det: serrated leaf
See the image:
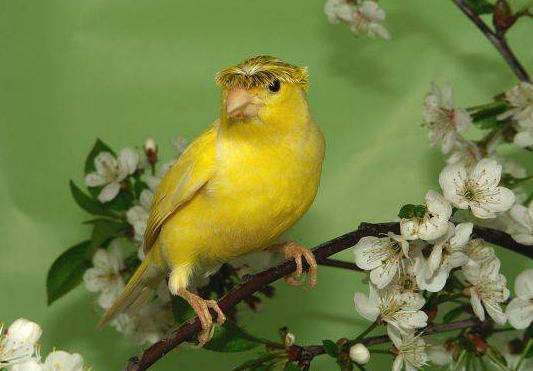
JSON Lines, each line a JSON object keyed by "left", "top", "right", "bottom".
{"left": 322, "top": 339, "right": 339, "bottom": 358}
{"left": 70, "top": 181, "right": 113, "bottom": 217}
{"left": 171, "top": 295, "right": 195, "bottom": 324}
{"left": 466, "top": 0, "right": 494, "bottom": 14}
{"left": 87, "top": 218, "right": 128, "bottom": 255}
{"left": 205, "top": 321, "right": 262, "bottom": 353}
{"left": 85, "top": 138, "right": 115, "bottom": 175}
{"left": 443, "top": 305, "right": 466, "bottom": 322}
{"left": 47, "top": 241, "right": 91, "bottom": 305}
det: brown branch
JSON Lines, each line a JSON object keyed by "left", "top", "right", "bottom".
{"left": 122, "top": 222, "right": 532, "bottom": 371}
{"left": 316, "top": 257, "right": 362, "bottom": 271}
{"left": 450, "top": 0, "right": 531, "bottom": 82}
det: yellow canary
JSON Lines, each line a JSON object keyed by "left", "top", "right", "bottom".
{"left": 98, "top": 56, "right": 325, "bottom": 344}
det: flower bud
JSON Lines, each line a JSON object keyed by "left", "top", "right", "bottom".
{"left": 144, "top": 138, "right": 158, "bottom": 165}
{"left": 493, "top": 0, "right": 515, "bottom": 33}
{"left": 6, "top": 318, "right": 42, "bottom": 345}
{"left": 284, "top": 332, "right": 295, "bottom": 347}
{"left": 349, "top": 343, "right": 370, "bottom": 365}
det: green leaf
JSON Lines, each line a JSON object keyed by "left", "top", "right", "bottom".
{"left": 322, "top": 339, "right": 339, "bottom": 358}
{"left": 205, "top": 321, "right": 262, "bottom": 353}
{"left": 70, "top": 181, "right": 113, "bottom": 216}
{"left": 466, "top": 0, "right": 494, "bottom": 14}
{"left": 47, "top": 241, "right": 92, "bottom": 305}
{"left": 86, "top": 218, "right": 128, "bottom": 255}
{"left": 283, "top": 363, "right": 301, "bottom": 371}
{"left": 85, "top": 138, "right": 115, "bottom": 175}
{"left": 443, "top": 305, "right": 466, "bottom": 322}
{"left": 232, "top": 354, "right": 277, "bottom": 371}
{"left": 171, "top": 296, "right": 195, "bottom": 324}
{"left": 398, "top": 204, "right": 425, "bottom": 219}
{"left": 133, "top": 178, "right": 148, "bottom": 198}
{"left": 473, "top": 115, "right": 505, "bottom": 130}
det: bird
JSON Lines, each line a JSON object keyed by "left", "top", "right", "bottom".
{"left": 97, "top": 56, "right": 325, "bottom": 345}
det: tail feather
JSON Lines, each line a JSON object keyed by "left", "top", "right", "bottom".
{"left": 97, "top": 254, "right": 164, "bottom": 329}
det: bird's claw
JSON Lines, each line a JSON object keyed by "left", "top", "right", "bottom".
{"left": 277, "top": 242, "right": 317, "bottom": 289}
{"left": 177, "top": 289, "right": 226, "bottom": 347}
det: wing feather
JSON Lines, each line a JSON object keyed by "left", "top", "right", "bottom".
{"left": 143, "top": 123, "right": 217, "bottom": 252}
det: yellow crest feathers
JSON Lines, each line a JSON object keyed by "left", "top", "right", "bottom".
{"left": 215, "top": 56, "right": 309, "bottom": 90}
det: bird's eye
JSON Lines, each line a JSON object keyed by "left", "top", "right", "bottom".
{"left": 268, "top": 80, "right": 281, "bottom": 93}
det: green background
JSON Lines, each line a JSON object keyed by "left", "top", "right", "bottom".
{"left": 1, "top": 0, "right": 533, "bottom": 370}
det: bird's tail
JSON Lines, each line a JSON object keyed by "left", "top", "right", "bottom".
{"left": 97, "top": 250, "right": 165, "bottom": 329}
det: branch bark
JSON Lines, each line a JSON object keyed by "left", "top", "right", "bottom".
{"left": 122, "top": 222, "right": 532, "bottom": 371}
{"left": 450, "top": 0, "right": 531, "bottom": 82}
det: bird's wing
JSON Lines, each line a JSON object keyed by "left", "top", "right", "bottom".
{"left": 143, "top": 123, "right": 218, "bottom": 253}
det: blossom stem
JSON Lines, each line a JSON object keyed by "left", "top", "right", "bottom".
{"left": 354, "top": 364, "right": 368, "bottom": 371}
{"left": 351, "top": 321, "right": 379, "bottom": 345}
{"left": 515, "top": 338, "right": 533, "bottom": 371}
{"left": 450, "top": 0, "right": 531, "bottom": 83}
{"left": 368, "top": 348, "right": 391, "bottom": 355}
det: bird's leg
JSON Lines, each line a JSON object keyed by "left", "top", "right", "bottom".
{"left": 267, "top": 242, "right": 317, "bottom": 288}
{"left": 175, "top": 288, "right": 226, "bottom": 347}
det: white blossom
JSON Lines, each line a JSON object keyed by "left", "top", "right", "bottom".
{"left": 354, "top": 283, "right": 427, "bottom": 332}
{"left": 388, "top": 326, "right": 427, "bottom": 371}
{"left": 463, "top": 258, "right": 509, "bottom": 324}
{"left": 354, "top": 233, "right": 410, "bottom": 289}
{"left": 349, "top": 343, "right": 370, "bottom": 365}
{"left": 509, "top": 202, "right": 533, "bottom": 245}
{"left": 171, "top": 136, "right": 189, "bottom": 154}
{"left": 110, "top": 301, "right": 169, "bottom": 345}
{"left": 127, "top": 189, "right": 154, "bottom": 243}
{"left": 400, "top": 190, "right": 452, "bottom": 241}
{"left": 439, "top": 158, "right": 515, "bottom": 219}
{"left": 83, "top": 240, "right": 125, "bottom": 310}
{"left": 324, "top": 0, "right": 390, "bottom": 40}
{"left": 446, "top": 141, "right": 482, "bottom": 169}
{"left": 0, "top": 319, "right": 42, "bottom": 369}
{"left": 464, "top": 238, "right": 495, "bottom": 266}
{"left": 498, "top": 82, "right": 533, "bottom": 147}
{"left": 506, "top": 269, "right": 533, "bottom": 329}
{"left": 419, "top": 222, "right": 472, "bottom": 292}
{"left": 9, "top": 360, "right": 44, "bottom": 371}
{"left": 384, "top": 258, "right": 424, "bottom": 304}
{"left": 424, "top": 82, "right": 471, "bottom": 154}
{"left": 84, "top": 148, "right": 139, "bottom": 202}
{"left": 43, "top": 351, "right": 84, "bottom": 371}
{"left": 426, "top": 345, "right": 452, "bottom": 367}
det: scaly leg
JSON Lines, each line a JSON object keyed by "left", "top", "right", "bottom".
{"left": 268, "top": 242, "right": 317, "bottom": 288}
{"left": 176, "top": 288, "right": 226, "bottom": 346}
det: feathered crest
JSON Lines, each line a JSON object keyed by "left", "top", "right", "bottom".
{"left": 215, "top": 56, "right": 309, "bottom": 90}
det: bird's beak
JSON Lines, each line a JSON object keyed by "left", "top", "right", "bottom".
{"left": 226, "top": 88, "right": 260, "bottom": 119}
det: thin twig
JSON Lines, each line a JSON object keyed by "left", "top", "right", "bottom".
{"left": 121, "top": 222, "right": 532, "bottom": 371}
{"left": 298, "top": 318, "right": 480, "bottom": 360}
{"left": 450, "top": 0, "right": 531, "bottom": 82}
{"left": 316, "top": 257, "right": 362, "bottom": 271}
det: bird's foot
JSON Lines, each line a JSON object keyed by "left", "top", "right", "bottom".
{"left": 176, "top": 288, "right": 226, "bottom": 347}
{"left": 268, "top": 242, "right": 317, "bottom": 288}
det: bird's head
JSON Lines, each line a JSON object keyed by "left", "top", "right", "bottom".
{"left": 215, "top": 56, "right": 310, "bottom": 129}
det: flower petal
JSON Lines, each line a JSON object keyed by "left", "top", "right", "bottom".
{"left": 84, "top": 173, "right": 107, "bottom": 187}
{"left": 354, "top": 237, "right": 383, "bottom": 270}
{"left": 470, "top": 288, "right": 485, "bottom": 321}
{"left": 506, "top": 298, "right": 533, "bottom": 329}
{"left": 353, "top": 292, "right": 379, "bottom": 322}
{"left": 515, "top": 269, "right": 533, "bottom": 299}
{"left": 98, "top": 182, "right": 121, "bottom": 203}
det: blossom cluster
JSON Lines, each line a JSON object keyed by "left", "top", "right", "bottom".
{"left": 350, "top": 82, "right": 533, "bottom": 370}
{"left": 0, "top": 318, "right": 88, "bottom": 371}
{"left": 324, "top": 0, "right": 390, "bottom": 40}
